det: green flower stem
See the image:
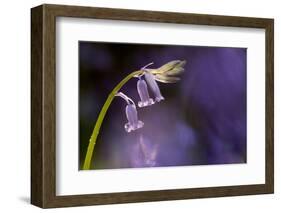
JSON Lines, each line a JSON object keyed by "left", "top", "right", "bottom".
{"left": 82, "top": 70, "right": 143, "bottom": 170}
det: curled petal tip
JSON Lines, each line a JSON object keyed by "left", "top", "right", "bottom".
{"left": 125, "top": 120, "right": 144, "bottom": 133}
{"left": 138, "top": 99, "right": 154, "bottom": 107}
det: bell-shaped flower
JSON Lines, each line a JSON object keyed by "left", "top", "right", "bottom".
{"left": 115, "top": 92, "right": 144, "bottom": 133}
{"left": 134, "top": 60, "right": 186, "bottom": 103}
{"left": 144, "top": 72, "right": 165, "bottom": 102}
{"left": 137, "top": 78, "right": 154, "bottom": 107}
{"left": 125, "top": 104, "right": 144, "bottom": 133}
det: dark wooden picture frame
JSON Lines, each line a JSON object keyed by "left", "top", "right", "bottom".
{"left": 31, "top": 4, "right": 274, "bottom": 208}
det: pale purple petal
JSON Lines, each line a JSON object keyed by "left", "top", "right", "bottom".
{"left": 137, "top": 79, "right": 154, "bottom": 107}
{"left": 144, "top": 72, "right": 164, "bottom": 102}
{"left": 124, "top": 104, "right": 144, "bottom": 132}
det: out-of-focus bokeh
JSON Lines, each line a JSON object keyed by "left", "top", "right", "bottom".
{"left": 79, "top": 42, "right": 246, "bottom": 170}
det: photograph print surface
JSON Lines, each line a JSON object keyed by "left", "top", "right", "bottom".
{"left": 79, "top": 42, "right": 247, "bottom": 170}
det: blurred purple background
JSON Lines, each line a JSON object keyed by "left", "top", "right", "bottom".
{"left": 79, "top": 42, "right": 247, "bottom": 170}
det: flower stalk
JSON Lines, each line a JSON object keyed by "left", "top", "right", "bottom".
{"left": 82, "top": 70, "right": 142, "bottom": 170}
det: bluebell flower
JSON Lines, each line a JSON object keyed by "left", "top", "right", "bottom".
{"left": 115, "top": 61, "right": 186, "bottom": 133}
{"left": 137, "top": 60, "right": 186, "bottom": 102}
{"left": 137, "top": 77, "right": 155, "bottom": 107}
{"left": 115, "top": 92, "right": 144, "bottom": 133}
{"left": 144, "top": 72, "right": 165, "bottom": 102}
{"left": 125, "top": 104, "right": 144, "bottom": 132}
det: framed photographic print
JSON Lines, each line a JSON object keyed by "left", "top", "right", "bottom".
{"left": 31, "top": 4, "right": 274, "bottom": 208}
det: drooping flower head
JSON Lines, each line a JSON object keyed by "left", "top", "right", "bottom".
{"left": 137, "top": 77, "right": 155, "bottom": 107}
{"left": 115, "top": 61, "right": 186, "bottom": 133}
{"left": 83, "top": 60, "right": 186, "bottom": 170}
{"left": 144, "top": 71, "right": 164, "bottom": 102}
{"left": 136, "top": 60, "right": 186, "bottom": 103}
{"left": 115, "top": 92, "right": 144, "bottom": 133}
